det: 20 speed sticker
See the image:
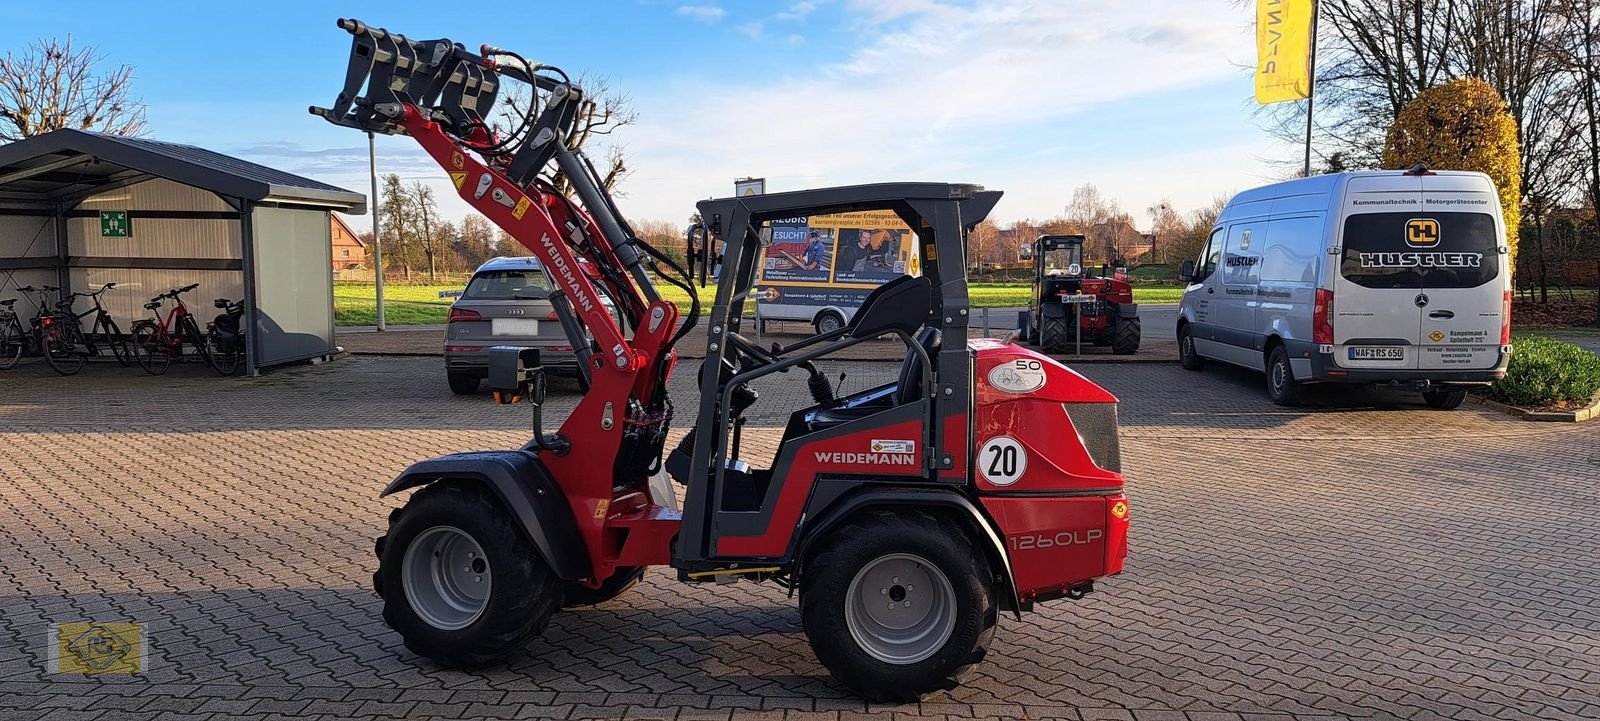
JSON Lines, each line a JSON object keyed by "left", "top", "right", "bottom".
{"left": 978, "top": 436, "right": 1027, "bottom": 486}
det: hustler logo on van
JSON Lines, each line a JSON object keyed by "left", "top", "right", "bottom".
{"left": 1406, "top": 218, "right": 1441, "bottom": 247}
{"left": 1358, "top": 251, "right": 1481, "bottom": 269}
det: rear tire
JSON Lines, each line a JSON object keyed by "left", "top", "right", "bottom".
{"left": 563, "top": 566, "right": 645, "bottom": 607}
{"left": 42, "top": 323, "right": 86, "bottom": 376}
{"left": 1039, "top": 315, "right": 1070, "bottom": 353}
{"left": 815, "top": 310, "right": 845, "bottom": 336}
{"left": 1423, "top": 388, "right": 1467, "bottom": 410}
{"left": 801, "top": 510, "right": 997, "bottom": 702}
{"left": 0, "top": 318, "right": 23, "bottom": 370}
{"left": 1177, "top": 324, "right": 1204, "bottom": 370}
{"left": 375, "top": 481, "right": 562, "bottom": 667}
{"left": 1111, "top": 317, "right": 1140, "bottom": 355}
{"left": 101, "top": 318, "right": 131, "bottom": 367}
{"left": 1266, "top": 345, "right": 1301, "bottom": 407}
{"left": 132, "top": 323, "right": 171, "bottom": 376}
{"left": 448, "top": 373, "right": 480, "bottom": 395}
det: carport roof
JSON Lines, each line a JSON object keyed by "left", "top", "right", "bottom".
{"left": 0, "top": 129, "right": 366, "bottom": 213}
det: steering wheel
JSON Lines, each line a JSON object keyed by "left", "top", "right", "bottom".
{"left": 723, "top": 330, "right": 836, "bottom": 406}
{"left": 724, "top": 331, "right": 777, "bottom": 367}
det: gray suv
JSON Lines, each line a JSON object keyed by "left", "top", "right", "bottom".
{"left": 444, "top": 257, "right": 587, "bottom": 394}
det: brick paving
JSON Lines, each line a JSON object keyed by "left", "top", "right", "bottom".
{"left": 0, "top": 356, "right": 1597, "bottom": 720}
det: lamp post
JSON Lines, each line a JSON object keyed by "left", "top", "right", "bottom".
{"left": 368, "top": 131, "right": 386, "bottom": 331}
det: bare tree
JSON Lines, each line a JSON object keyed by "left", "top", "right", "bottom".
{"left": 0, "top": 37, "right": 147, "bottom": 142}
{"left": 378, "top": 174, "right": 415, "bottom": 280}
{"left": 493, "top": 72, "right": 639, "bottom": 195}
{"left": 410, "top": 182, "right": 440, "bottom": 281}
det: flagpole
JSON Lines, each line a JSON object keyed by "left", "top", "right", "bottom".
{"left": 1304, "top": 0, "right": 1319, "bottom": 177}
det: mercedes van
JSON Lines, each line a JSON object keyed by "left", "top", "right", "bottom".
{"left": 1176, "top": 168, "right": 1512, "bottom": 408}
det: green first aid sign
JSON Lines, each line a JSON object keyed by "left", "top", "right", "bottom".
{"left": 100, "top": 210, "right": 131, "bottom": 238}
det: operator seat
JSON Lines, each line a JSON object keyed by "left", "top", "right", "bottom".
{"left": 806, "top": 326, "right": 940, "bottom": 430}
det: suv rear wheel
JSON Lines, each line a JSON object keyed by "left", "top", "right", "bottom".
{"left": 448, "top": 373, "right": 480, "bottom": 395}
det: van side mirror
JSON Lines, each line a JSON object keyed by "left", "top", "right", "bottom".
{"left": 1179, "top": 260, "right": 1196, "bottom": 282}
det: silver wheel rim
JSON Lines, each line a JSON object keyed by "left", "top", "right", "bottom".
{"left": 402, "top": 526, "right": 491, "bottom": 630}
{"left": 1181, "top": 332, "right": 1194, "bottom": 359}
{"left": 820, "top": 316, "right": 842, "bottom": 334}
{"left": 1271, "top": 358, "right": 1286, "bottom": 393}
{"left": 844, "top": 553, "right": 957, "bottom": 665}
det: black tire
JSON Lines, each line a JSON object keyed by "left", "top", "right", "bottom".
{"left": 1177, "top": 323, "right": 1205, "bottom": 370}
{"left": 563, "top": 566, "right": 645, "bottom": 607}
{"left": 374, "top": 481, "right": 563, "bottom": 667}
{"left": 207, "top": 329, "right": 241, "bottom": 376}
{"left": 1423, "top": 388, "right": 1467, "bottom": 410}
{"left": 800, "top": 510, "right": 997, "bottom": 701}
{"left": 183, "top": 318, "right": 215, "bottom": 370}
{"left": 42, "top": 322, "right": 86, "bottom": 376}
{"left": 448, "top": 373, "right": 480, "bottom": 395}
{"left": 0, "top": 318, "right": 23, "bottom": 370}
{"left": 1039, "top": 315, "right": 1070, "bottom": 353}
{"left": 131, "top": 323, "right": 171, "bottom": 376}
{"left": 1111, "top": 317, "right": 1140, "bottom": 355}
{"left": 100, "top": 317, "right": 131, "bottom": 367}
{"left": 814, "top": 310, "right": 845, "bottom": 336}
{"left": 1266, "top": 345, "right": 1301, "bottom": 407}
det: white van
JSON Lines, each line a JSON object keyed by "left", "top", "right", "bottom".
{"left": 1176, "top": 167, "right": 1512, "bottom": 408}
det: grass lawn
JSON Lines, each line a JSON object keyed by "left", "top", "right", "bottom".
{"left": 335, "top": 280, "right": 1186, "bottom": 326}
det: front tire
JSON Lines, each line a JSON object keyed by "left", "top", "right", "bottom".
{"left": 1177, "top": 323, "right": 1204, "bottom": 370}
{"left": 375, "top": 481, "right": 562, "bottom": 667}
{"left": 801, "top": 510, "right": 997, "bottom": 701}
{"left": 42, "top": 323, "right": 86, "bottom": 376}
{"left": 132, "top": 323, "right": 171, "bottom": 375}
{"left": 1266, "top": 345, "right": 1301, "bottom": 407}
{"left": 1111, "top": 317, "right": 1140, "bottom": 355}
{"left": 0, "top": 318, "right": 23, "bottom": 370}
{"left": 1423, "top": 388, "right": 1467, "bottom": 410}
{"left": 1039, "top": 315, "right": 1070, "bottom": 353}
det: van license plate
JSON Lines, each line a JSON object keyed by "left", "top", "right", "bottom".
{"left": 1348, "top": 346, "right": 1403, "bottom": 361}
{"left": 491, "top": 318, "right": 540, "bottom": 336}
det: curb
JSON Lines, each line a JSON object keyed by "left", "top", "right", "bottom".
{"left": 1468, "top": 392, "right": 1600, "bottom": 423}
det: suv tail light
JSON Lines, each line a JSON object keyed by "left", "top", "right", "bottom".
{"left": 1501, "top": 290, "right": 1512, "bottom": 345}
{"left": 447, "top": 308, "right": 481, "bottom": 323}
{"left": 1313, "top": 288, "right": 1334, "bottom": 345}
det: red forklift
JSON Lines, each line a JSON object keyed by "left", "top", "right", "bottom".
{"left": 313, "top": 19, "right": 1130, "bottom": 700}
{"left": 1025, "top": 235, "right": 1141, "bottom": 355}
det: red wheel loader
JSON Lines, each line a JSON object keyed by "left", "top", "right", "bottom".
{"left": 312, "top": 19, "right": 1130, "bottom": 700}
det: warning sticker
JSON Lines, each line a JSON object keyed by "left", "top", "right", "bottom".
{"left": 450, "top": 171, "right": 467, "bottom": 189}
{"left": 871, "top": 439, "right": 915, "bottom": 454}
{"left": 512, "top": 196, "right": 533, "bottom": 220}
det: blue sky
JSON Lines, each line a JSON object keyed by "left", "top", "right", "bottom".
{"left": 1, "top": 0, "right": 1297, "bottom": 228}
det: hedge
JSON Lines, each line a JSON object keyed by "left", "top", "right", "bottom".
{"left": 1483, "top": 336, "right": 1600, "bottom": 407}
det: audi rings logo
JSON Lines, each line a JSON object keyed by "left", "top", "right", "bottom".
{"left": 504, "top": 308, "right": 525, "bottom": 316}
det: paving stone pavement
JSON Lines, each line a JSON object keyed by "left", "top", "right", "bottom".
{"left": 0, "top": 356, "right": 1597, "bottom": 720}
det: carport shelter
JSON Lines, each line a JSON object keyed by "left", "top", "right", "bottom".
{"left": 0, "top": 129, "right": 366, "bottom": 374}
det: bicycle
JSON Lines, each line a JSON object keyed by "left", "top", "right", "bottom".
{"left": 204, "top": 297, "right": 246, "bottom": 375}
{"left": 129, "top": 284, "right": 212, "bottom": 375}
{"left": 0, "top": 296, "right": 24, "bottom": 370}
{"left": 15, "top": 284, "right": 85, "bottom": 375}
{"left": 58, "top": 283, "right": 133, "bottom": 368}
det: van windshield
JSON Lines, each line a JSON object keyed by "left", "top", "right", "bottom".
{"left": 1339, "top": 212, "right": 1499, "bottom": 289}
{"left": 462, "top": 269, "right": 553, "bottom": 300}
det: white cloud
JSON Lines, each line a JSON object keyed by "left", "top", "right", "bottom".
{"left": 617, "top": 0, "right": 1267, "bottom": 224}
{"left": 776, "top": 1, "right": 819, "bottom": 21}
{"left": 676, "top": 4, "right": 725, "bottom": 22}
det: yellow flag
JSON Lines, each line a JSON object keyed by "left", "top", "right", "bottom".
{"left": 1255, "top": 0, "right": 1315, "bottom": 104}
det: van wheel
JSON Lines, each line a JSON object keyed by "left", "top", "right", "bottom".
{"left": 1177, "top": 324, "right": 1204, "bottom": 370}
{"left": 1423, "top": 388, "right": 1467, "bottom": 410}
{"left": 1266, "top": 346, "right": 1301, "bottom": 407}
{"left": 815, "top": 311, "right": 845, "bottom": 336}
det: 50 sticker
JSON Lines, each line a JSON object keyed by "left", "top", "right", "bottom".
{"left": 978, "top": 436, "right": 1027, "bottom": 486}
